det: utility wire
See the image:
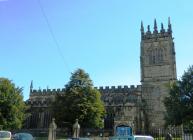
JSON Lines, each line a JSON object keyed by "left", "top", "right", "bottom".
{"left": 37, "top": 0, "right": 70, "bottom": 73}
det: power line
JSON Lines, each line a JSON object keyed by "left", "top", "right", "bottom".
{"left": 37, "top": 0, "right": 70, "bottom": 73}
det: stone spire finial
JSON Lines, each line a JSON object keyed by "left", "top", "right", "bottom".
{"left": 153, "top": 19, "right": 158, "bottom": 34}
{"left": 168, "top": 17, "right": 172, "bottom": 33}
{"left": 30, "top": 80, "right": 33, "bottom": 91}
{"left": 141, "top": 21, "right": 144, "bottom": 33}
{"left": 160, "top": 23, "right": 165, "bottom": 33}
{"left": 146, "top": 25, "right": 151, "bottom": 34}
{"left": 141, "top": 21, "right": 144, "bottom": 38}
{"left": 161, "top": 23, "right": 164, "bottom": 29}
{"left": 147, "top": 25, "right": 150, "bottom": 31}
{"left": 168, "top": 17, "right": 171, "bottom": 25}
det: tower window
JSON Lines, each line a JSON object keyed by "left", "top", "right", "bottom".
{"left": 155, "top": 48, "right": 158, "bottom": 63}
{"left": 152, "top": 49, "right": 156, "bottom": 64}
{"left": 149, "top": 51, "right": 152, "bottom": 64}
{"left": 160, "top": 49, "right": 163, "bottom": 62}
{"left": 158, "top": 49, "right": 162, "bottom": 62}
{"left": 153, "top": 56, "right": 156, "bottom": 64}
{"left": 148, "top": 48, "right": 164, "bottom": 64}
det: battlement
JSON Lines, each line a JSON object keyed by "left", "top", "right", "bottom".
{"left": 95, "top": 85, "right": 141, "bottom": 93}
{"left": 141, "top": 18, "right": 172, "bottom": 40}
{"left": 30, "top": 85, "right": 141, "bottom": 97}
{"left": 30, "top": 88, "right": 65, "bottom": 96}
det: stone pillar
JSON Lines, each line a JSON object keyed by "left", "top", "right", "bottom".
{"left": 48, "top": 118, "right": 57, "bottom": 140}
{"left": 72, "top": 119, "right": 80, "bottom": 138}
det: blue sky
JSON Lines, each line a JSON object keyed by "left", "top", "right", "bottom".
{"left": 1, "top": 0, "right": 193, "bottom": 100}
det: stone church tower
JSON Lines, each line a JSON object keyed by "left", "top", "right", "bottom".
{"left": 140, "top": 18, "right": 177, "bottom": 129}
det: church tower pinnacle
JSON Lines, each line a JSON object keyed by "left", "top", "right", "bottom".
{"left": 160, "top": 23, "right": 165, "bottom": 33}
{"left": 30, "top": 80, "right": 33, "bottom": 92}
{"left": 141, "top": 21, "right": 144, "bottom": 37}
{"left": 167, "top": 17, "right": 172, "bottom": 34}
{"left": 153, "top": 19, "right": 158, "bottom": 34}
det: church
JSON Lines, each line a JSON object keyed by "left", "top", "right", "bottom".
{"left": 25, "top": 18, "right": 177, "bottom": 131}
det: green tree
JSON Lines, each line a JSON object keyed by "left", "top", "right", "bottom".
{"left": 164, "top": 66, "right": 193, "bottom": 128}
{"left": 0, "top": 78, "right": 27, "bottom": 130}
{"left": 52, "top": 69, "right": 105, "bottom": 128}
{"left": 164, "top": 82, "right": 184, "bottom": 126}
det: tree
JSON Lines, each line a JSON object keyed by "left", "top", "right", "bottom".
{"left": 52, "top": 69, "right": 105, "bottom": 128}
{"left": 164, "top": 66, "right": 193, "bottom": 128}
{"left": 164, "top": 82, "right": 184, "bottom": 126}
{"left": 0, "top": 78, "right": 27, "bottom": 130}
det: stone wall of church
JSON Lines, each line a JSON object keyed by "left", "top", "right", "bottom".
{"left": 26, "top": 85, "right": 142, "bottom": 129}
{"left": 98, "top": 85, "right": 142, "bottom": 130}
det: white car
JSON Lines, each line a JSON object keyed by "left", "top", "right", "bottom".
{"left": 133, "top": 135, "right": 154, "bottom": 140}
{"left": 0, "top": 131, "right": 12, "bottom": 140}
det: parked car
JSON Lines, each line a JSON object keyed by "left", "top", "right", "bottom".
{"left": 133, "top": 135, "right": 154, "bottom": 140}
{"left": 78, "top": 138, "right": 91, "bottom": 140}
{"left": 111, "top": 125, "right": 154, "bottom": 140}
{"left": 67, "top": 137, "right": 92, "bottom": 140}
{"left": 0, "top": 131, "right": 12, "bottom": 140}
{"left": 109, "top": 135, "right": 154, "bottom": 140}
{"left": 12, "top": 133, "right": 34, "bottom": 140}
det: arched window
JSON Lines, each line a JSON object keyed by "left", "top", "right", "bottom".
{"left": 160, "top": 49, "right": 163, "bottom": 61}
{"left": 152, "top": 49, "right": 156, "bottom": 64}
{"left": 148, "top": 48, "right": 164, "bottom": 64}
{"left": 149, "top": 50, "right": 152, "bottom": 64}
{"left": 156, "top": 48, "right": 164, "bottom": 63}
{"left": 155, "top": 48, "right": 158, "bottom": 63}
{"left": 158, "top": 49, "right": 161, "bottom": 62}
